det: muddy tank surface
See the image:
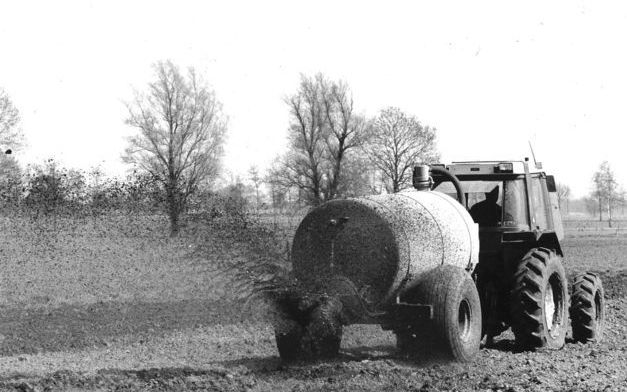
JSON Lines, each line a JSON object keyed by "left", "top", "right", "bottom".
{"left": 291, "top": 189, "right": 479, "bottom": 316}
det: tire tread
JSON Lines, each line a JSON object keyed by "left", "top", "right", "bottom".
{"left": 570, "top": 272, "right": 604, "bottom": 343}
{"left": 510, "top": 248, "right": 568, "bottom": 350}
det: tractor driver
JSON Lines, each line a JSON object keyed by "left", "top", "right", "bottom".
{"left": 470, "top": 187, "right": 502, "bottom": 226}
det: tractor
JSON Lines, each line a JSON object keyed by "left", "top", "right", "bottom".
{"left": 272, "top": 159, "right": 605, "bottom": 362}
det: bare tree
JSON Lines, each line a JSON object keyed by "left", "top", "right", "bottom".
{"left": 281, "top": 74, "right": 325, "bottom": 205}
{"left": 556, "top": 183, "right": 571, "bottom": 214}
{"left": 0, "top": 88, "right": 23, "bottom": 196}
{"left": 277, "top": 73, "right": 368, "bottom": 205}
{"left": 321, "top": 79, "right": 370, "bottom": 200}
{"left": 367, "top": 107, "right": 439, "bottom": 193}
{"left": 124, "top": 60, "right": 227, "bottom": 236}
{"left": 264, "top": 157, "right": 293, "bottom": 229}
{"left": 591, "top": 174, "right": 603, "bottom": 222}
{"left": 248, "top": 165, "right": 262, "bottom": 212}
{"left": 591, "top": 161, "right": 621, "bottom": 227}
{"left": 0, "top": 88, "right": 24, "bottom": 152}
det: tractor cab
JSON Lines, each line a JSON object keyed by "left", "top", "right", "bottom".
{"left": 430, "top": 160, "right": 563, "bottom": 256}
{"left": 423, "top": 160, "right": 579, "bottom": 347}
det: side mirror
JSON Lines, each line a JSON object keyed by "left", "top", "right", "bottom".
{"left": 546, "top": 175, "right": 556, "bottom": 192}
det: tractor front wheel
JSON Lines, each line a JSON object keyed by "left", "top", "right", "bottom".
{"left": 570, "top": 272, "right": 605, "bottom": 343}
{"left": 510, "top": 248, "right": 568, "bottom": 350}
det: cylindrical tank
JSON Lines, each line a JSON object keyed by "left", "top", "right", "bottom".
{"left": 291, "top": 189, "right": 479, "bottom": 315}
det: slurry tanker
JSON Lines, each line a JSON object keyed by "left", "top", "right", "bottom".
{"left": 272, "top": 161, "right": 604, "bottom": 362}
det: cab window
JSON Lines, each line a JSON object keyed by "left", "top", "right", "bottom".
{"left": 434, "top": 179, "right": 529, "bottom": 228}
{"left": 502, "top": 179, "right": 529, "bottom": 229}
{"left": 529, "top": 177, "right": 549, "bottom": 230}
{"left": 434, "top": 181, "right": 502, "bottom": 226}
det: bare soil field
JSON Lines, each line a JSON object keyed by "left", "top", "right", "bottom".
{"left": 0, "top": 215, "right": 625, "bottom": 391}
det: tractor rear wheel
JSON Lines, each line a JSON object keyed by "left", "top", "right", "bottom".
{"left": 570, "top": 272, "right": 605, "bottom": 343}
{"left": 511, "top": 248, "right": 568, "bottom": 350}
{"left": 406, "top": 265, "right": 482, "bottom": 362}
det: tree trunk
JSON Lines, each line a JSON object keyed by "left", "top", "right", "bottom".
{"left": 328, "top": 144, "right": 345, "bottom": 200}
{"left": 166, "top": 180, "right": 180, "bottom": 237}
{"left": 255, "top": 186, "right": 260, "bottom": 213}
{"left": 169, "top": 205, "right": 180, "bottom": 237}
{"left": 392, "top": 180, "right": 400, "bottom": 193}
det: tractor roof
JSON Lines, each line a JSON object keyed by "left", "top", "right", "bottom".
{"left": 434, "top": 160, "right": 545, "bottom": 176}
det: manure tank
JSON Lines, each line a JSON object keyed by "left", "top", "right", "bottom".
{"left": 291, "top": 189, "right": 479, "bottom": 317}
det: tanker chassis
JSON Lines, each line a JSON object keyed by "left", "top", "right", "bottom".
{"left": 272, "top": 160, "right": 605, "bottom": 362}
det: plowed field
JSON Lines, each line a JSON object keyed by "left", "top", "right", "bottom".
{"left": 0, "top": 217, "right": 625, "bottom": 391}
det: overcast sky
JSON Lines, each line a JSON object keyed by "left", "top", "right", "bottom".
{"left": 1, "top": 0, "right": 626, "bottom": 197}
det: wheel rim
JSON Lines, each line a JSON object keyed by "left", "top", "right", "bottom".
{"left": 545, "top": 273, "right": 565, "bottom": 337}
{"left": 458, "top": 299, "right": 472, "bottom": 342}
{"left": 544, "top": 282, "right": 555, "bottom": 330}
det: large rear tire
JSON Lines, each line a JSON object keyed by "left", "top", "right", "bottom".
{"left": 570, "top": 272, "right": 605, "bottom": 343}
{"left": 405, "top": 265, "right": 482, "bottom": 362}
{"left": 511, "top": 248, "right": 568, "bottom": 350}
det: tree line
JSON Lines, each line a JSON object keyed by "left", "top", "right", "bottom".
{"left": 0, "top": 62, "right": 439, "bottom": 236}
{"left": 555, "top": 161, "right": 626, "bottom": 226}
{"left": 588, "top": 161, "right": 625, "bottom": 226}
{"left": 267, "top": 73, "right": 439, "bottom": 207}
{"left": 4, "top": 62, "right": 625, "bottom": 234}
